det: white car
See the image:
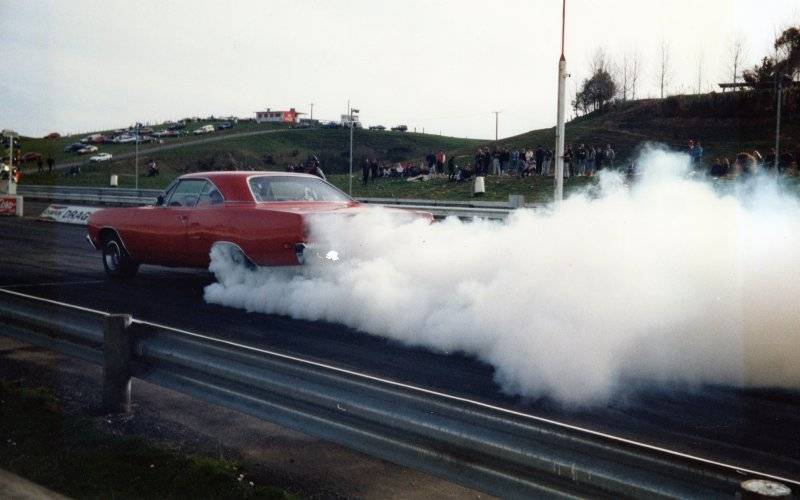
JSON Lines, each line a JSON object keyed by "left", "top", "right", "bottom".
{"left": 78, "top": 145, "right": 98, "bottom": 154}
{"left": 112, "top": 135, "right": 137, "bottom": 144}
{"left": 193, "top": 124, "right": 215, "bottom": 135}
{"left": 89, "top": 153, "right": 113, "bottom": 162}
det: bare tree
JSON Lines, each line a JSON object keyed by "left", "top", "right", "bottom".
{"left": 630, "top": 51, "right": 642, "bottom": 99}
{"left": 727, "top": 33, "right": 747, "bottom": 85}
{"left": 696, "top": 52, "right": 705, "bottom": 94}
{"left": 656, "top": 39, "right": 673, "bottom": 98}
{"left": 590, "top": 47, "right": 611, "bottom": 74}
{"left": 619, "top": 53, "right": 631, "bottom": 100}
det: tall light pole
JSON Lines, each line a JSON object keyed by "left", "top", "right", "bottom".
{"left": 348, "top": 107, "right": 359, "bottom": 196}
{"left": 493, "top": 111, "right": 501, "bottom": 142}
{"left": 310, "top": 102, "right": 314, "bottom": 120}
{"left": 554, "top": 0, "right": 568, "bottom": 203}
{"left": 134, "top": 123, "right": 140, "bottom": 190}
{"left": 3, "top": 129, "right": 18, "bottom": 195}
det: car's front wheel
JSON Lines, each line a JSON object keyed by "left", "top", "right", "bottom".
{"left": 102, "top": 234, "right": 139, "bottom": 280}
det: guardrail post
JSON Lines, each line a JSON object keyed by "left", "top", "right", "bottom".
{"left": 102, "top": 314, "right": 133, "bottom": 413}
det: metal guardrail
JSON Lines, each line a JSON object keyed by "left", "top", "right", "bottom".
{"left": 0, "top": 288, "right": 795, "bottom": 498}
{"left": 16, "top": 185, "right": 514, "bottom": 219}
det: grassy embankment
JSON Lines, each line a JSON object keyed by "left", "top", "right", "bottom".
{"left": 0, "top": 381, "right": 294, "bottom": 499}
{"left": 16, "top": 90, "right": 800, "bottom": 201}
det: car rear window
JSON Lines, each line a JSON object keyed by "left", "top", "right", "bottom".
{"left": 249, "top": 176, "right": 350, "bottom": 203}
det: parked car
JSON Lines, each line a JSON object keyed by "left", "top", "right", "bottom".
{"left": 44, "top": 132, "right": 61, "bottom": 139}
{"left": 216, "top": 121, "right": 234, "bottom": 130}
{"left": 20, "top": 152, "right": 43, "bottom": 163}
{"left": 112, "top": 135, "right": 137, "bottom": 144}
{"left": 86, "top": 171, "right": 433, "bottom": 279}
{"left": 322, "top": 121, "right": 341, "bottom": 129}
{"left": 64, "top": 142, "right": 85, "bottom": 153}
{"left": 153, "top": 129, "right": 179, "bottom": 138}
{"left": 193, "top": 124, "right": 215, "bottom": 135}
{"left": 77, "top": 145, "right": 99, "bottom": 154}
{"left": 167, "top": 123, "right": 186, "bottom": 131}
{"left": 81, "top": 134, "right": 107, "bottom": 144}
{"left": 391, "top": 125, "right": 408, "bottom": 132}
{"left": 368, "top": 125, "right": 386, "bottom": 131}
{"left": 89, "top": 153, "right": 113, "bottom": 162}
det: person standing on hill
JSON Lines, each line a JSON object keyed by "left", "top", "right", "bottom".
{"left": 535, "top": 146, "right": 544, "bottom": 176}
{"left": 370, "top": 159, "right": 378, "bottom": 181}
{"left": 447, "top": 156, "right": 456, "bottom": 181}
{"left": 36, "top": 158, "right": 44, "bottom": 174}
{"left": 435, "top": 150, "right": 446, "bottom": 176}
{"left": 362, "top": 159, "right": 370, "bottom": 186}
{"left": 594, "top": 145, "right": 604, "bottom": 172}
{"left": 46, "top": 156, "right": 54, "bottom": 173}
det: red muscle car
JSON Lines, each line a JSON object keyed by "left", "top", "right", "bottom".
{"left": 87, "top": 171, "right": 432, "bottom": 279}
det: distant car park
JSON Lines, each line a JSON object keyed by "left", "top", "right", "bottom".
{"left": 89, "top": 152, "right": 113, "bottom": 162}
{"left": 391, "top": 125, "right": 408, "bottom": 132}
{"left": 368, "top": 125, "right": 386, "bottom": 131}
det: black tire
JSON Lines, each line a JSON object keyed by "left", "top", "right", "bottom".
{"left": 101, "top": 234, "right": 139, "bottom": 280}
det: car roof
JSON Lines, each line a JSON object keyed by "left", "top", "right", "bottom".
{"left": 179, "top": 171, "right": 322, "bottom": 202}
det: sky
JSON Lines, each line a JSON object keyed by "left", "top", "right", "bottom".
{"left": 1, "top": 0, "right": 798, "bottom": 139}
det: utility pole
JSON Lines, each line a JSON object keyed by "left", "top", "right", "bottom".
{"left": 554, "top": 0, "right": 568, "bottom": 203}
{"left": 348, "top": 107, "right": 359, "bottom": 196}
{"left": 134, "top": 122, "right": 140, "bottom": 190}
{"left": 3, "top": 129, "right": 18, "bottom": 195}
{"left": 775, "top": 73, "right": 785, "bottom": 170}
{"left": 493, "top": 111, "right": 501, "bottom": 141}
{"left": 310, "top": 102, "right": 314, "bottom": 120}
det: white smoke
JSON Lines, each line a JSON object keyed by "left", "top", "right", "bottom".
{"left": 204, "top": 148, "right": 800, "bottom": 405}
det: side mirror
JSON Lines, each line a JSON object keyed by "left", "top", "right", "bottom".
{"left": 156, "top": 195, "right": 164, "bottom": 206}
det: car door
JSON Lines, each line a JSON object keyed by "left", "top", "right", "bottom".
{"left": 184, "top": 180, "right": 228, "bottom": 267}
{"left": 128, "top": 179, "right": 206, "bottom": 266}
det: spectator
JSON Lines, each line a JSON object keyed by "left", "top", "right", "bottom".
{"left": 563, "top": 146, "right": 573, "bottom": 178}
{"left": 586, "top": 146, "right": 596, "bottom": 176}
{"left": 500, "top": 147, "right": 510, "bottom": 175}
{"left": 46, "top": 156, "right": 54, "bottom": 173}
{"left": 491, "top": 147, "right": 500, "bottom": 175}
{"left": 435, "top": 150, "right": 446, "bottom": 176}
{"left": 709, "top": 157, "right": 727, "bottom": 177}
{"left": 779, "top": 151, "right": 793, "bottom": 174}
{"left": 535, "top": 146, "right": 544, "bottom": 176}
{"left": 370, "top": 159, "right": 379, "bottom": 181}
{"left": 733, "top": 152, "right": 756, "bottom": 178}
{"left": 544, "top": 149, "right": 553, "bottom": 175}
{"left": 576, "top": 144, "right": 587, "bottom": 175}
{"left": 594, "top": 145, "right": 603, "bottom": 172}
{"left": 447, "top": 156, "right": 456, "bottom": 181}
{"left": 604, "top": 144, "right": 616, "bottom": 168}
{"left": 36, "top": 158, "right": 44, "bottom": 174}
{"left": 362, "top": 159, "right": 370, "bottom": 186}
{"left": 426, "top": 151, "right": 436, "bottom": 174}
{"left": 146, "top": 159, "right": 160, "bottom": 177}
{"left": 764, "top": 148, "right": 776, "bottom": 169}
{"left": 688, "top": 140, "right": 702, "bottom": 166}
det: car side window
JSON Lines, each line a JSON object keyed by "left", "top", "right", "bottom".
{"left": 165, "top": 179, "right": 206, "bottom": 208}
{"left": 197, "top": 181, "right": 224, "bottom": 206}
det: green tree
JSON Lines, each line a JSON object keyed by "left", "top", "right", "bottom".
{"left": 573, "top": 69, "right": 617, "bottom": 114}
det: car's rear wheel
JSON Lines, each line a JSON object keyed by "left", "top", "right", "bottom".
{"left": 102, "top": 234, "right": 139, "bottom": 280}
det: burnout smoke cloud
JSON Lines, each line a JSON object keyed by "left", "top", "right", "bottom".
{"left": 204, "top": 148, "right": 800, "bottom": 405}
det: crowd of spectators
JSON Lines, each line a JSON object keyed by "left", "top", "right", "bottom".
{"left": 353, "top": 144, "right": 619, "bottom": 185}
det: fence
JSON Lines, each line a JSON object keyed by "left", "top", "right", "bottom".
{"left": 0, "top": 288, "right": 794, "bottom": 498}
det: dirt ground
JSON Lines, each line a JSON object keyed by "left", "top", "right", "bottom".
{"left": 0, "top": 336, "right": 489, "bottom": 500}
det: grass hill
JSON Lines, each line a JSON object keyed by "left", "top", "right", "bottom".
{"left": 11, "top": 89, "right": 800, "bottom": 203}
